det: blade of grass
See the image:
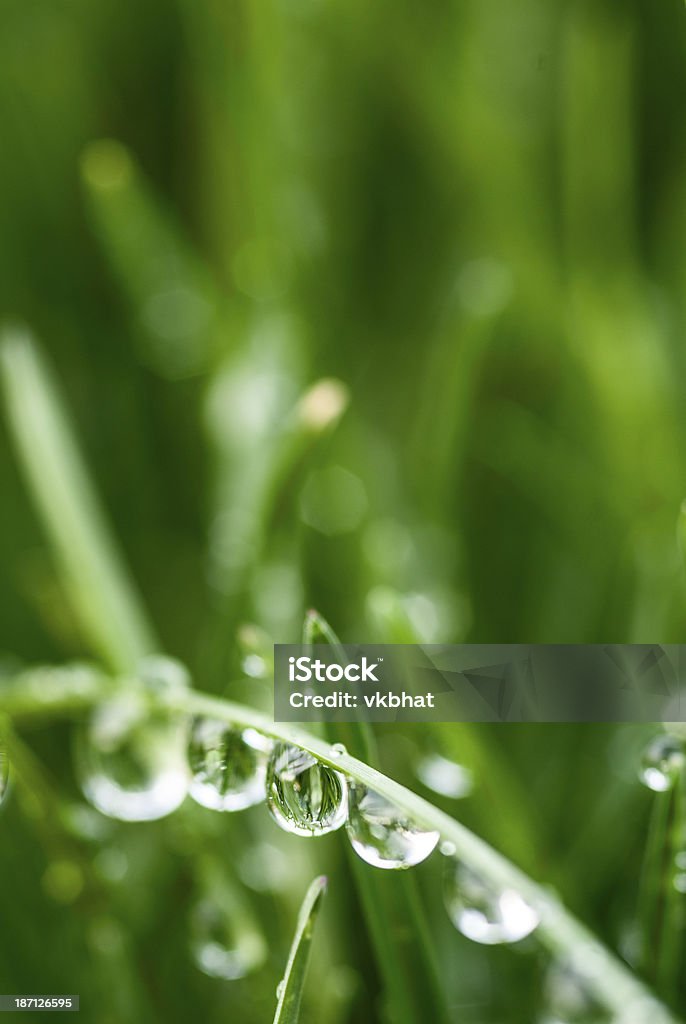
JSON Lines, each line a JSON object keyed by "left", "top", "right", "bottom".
{"left": 80, "top": 139, "right": 219, "bottom": 379}
{"left": 655, "top": 774, "right": 686, "bottom": 1006}
{"left": 637, "top": 786, "right": 675, "bottom": 980}
{"left": 0, "top": 330, "right": 157, "bottom": 673}
{"left": 0, "top": 667, "right": 681, "bottom": 1024}
{"left": 273, "top": 875, "right": 327, "bottom": 1024}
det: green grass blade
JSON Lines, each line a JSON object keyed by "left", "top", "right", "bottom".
{"left": 80, "top": 140, "right": 219, "bottom": 379}
{"left": 0, "top": 330, "right": 157, "bottom": 672}
{"left": 273, "top": 875, "right": 327, "bottom": 1024}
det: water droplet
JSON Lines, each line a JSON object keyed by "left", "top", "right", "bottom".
{"left": 346, "top": 783, "right": 439, "bottom": 869}
{"left": 416, "top": 753, "right": 473, "bottom": 799}
{"left": 76, "top": 692, "right": 189, "bottom": 821}
{"left": 0, "top": 745, "right": 10, "bottom": 807}
{"left": 276, "top": 980, "right": 285, "bottom": 1000}
{"left": 330, "top": 743, "right": 347, "bottom": 758}
{"left": 440, "top": 840, "right": 457, "bottom": 858}
{"left": 266, "top": 743, "right": 347, "bottom": 837}
{"left": 675, "top": 850, "right": 686, "bottom": 870}
{"left": 444, "top": 861, "right": 539, "bottom": 944}
{"left": 189, "top": 897, "right": 265, "bottom": 981}
{"left": 639, "top": 734, "right": 685, "bottom": 792}
{"left": 188, "top": 719, "right": 271, "bottom": 812}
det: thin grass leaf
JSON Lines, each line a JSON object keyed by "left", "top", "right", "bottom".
{"left": 273, "top": 875, "right": 327, "bottom": 1024}
{"left": 655, "top": 774, "right": 686, "bottom": 1005}
{"left": 81, "top": 140, "right": 219, "bottom": 379}
{"left": 0, "top": 330, "right": 157, "bottom": 673}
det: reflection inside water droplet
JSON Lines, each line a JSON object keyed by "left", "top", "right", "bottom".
{"left": 188, "top": 719, "right": 271, "bottom": 812}
{"left": 266, "top": 743, "right": 347, "bottom": 837}
{"left": 346, "top": 783, "right": 439, "bottom": 869}
{"left": 444, "top": 861, "right": 539, "bottom": 944}
{"left": 639, "top": 734, "right": 685, "bottom": 792}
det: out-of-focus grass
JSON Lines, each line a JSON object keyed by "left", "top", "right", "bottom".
{"left": 1, "top": 1, "right": 686, "bottom": 1022}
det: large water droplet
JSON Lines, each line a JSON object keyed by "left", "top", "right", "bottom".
{"left": 76, "top": 691, "right": 189, "bottom": 821}
{"left": 639, "top": 734, "right": 685, "bottom": 792}
{"left": 266, "top": 743, "right": 347, "bottom": 837}
{"left": 189, "top": 897, "right": 265, "bottom": 980}
{"left": 188, "top": 719, "right": 271, "bottom": 811}
{"left": 0, "top": 745, "right": 9, "bottom": 807}
{"left": 444, "top": 861, "right": 539, "bottom": 944}
{"left": 346, "top": 783, "right": 439, "bottom": 869}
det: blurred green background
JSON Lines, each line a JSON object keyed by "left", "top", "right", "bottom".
{"left": 1, "top": 0, "right": 686, "bottom": 1022}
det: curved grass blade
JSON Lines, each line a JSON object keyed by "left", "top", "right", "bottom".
{"left": 0, "top": 670, "right": 683, "bottom": 1024}
{"left": 273, "top": 875, "right": 327, "bottom": 1024}
{"left": 0, "top": 330, "right": 157, "bottom": 673}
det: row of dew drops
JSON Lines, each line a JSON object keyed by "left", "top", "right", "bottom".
{"left": 0, "top": 657, "right": 541, "bottom": 949}
{"left": 1, "top": 659, "right": 686, "bottom": 997}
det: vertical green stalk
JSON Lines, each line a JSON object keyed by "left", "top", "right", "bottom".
{"left": 303, "top": 610, "right": 451, "bottom": 1024}
{"left": 0, "top": 330, "right": 157, "bottom": 673}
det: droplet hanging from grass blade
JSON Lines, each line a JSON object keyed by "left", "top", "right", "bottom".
{"left": 76, "top": 691, "right": 189, "bottom": 821}
{"left": 188, "top": 718, "right": 271, "bottom": 811}
{"left": 266, "top": 743, "right": 347, "bottom": 837}
{"left": 346, "top": 782, "right": 439, "bottom": 869}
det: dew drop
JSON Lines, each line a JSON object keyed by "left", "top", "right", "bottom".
{"left": 276, "top": 980, "right": 285, "bottom": 1000}
{"left": 416, "top": 752, "right": 472, "bottom": 799}
{"left": 266, "top": 743, "right": 347, "bottom": 837}
{"left": 0, "top": 745, "right": 9, "bottom": 807}
{"left": 76, "top": 692, "right": 189, "bottom": 822}
{"left": 444, "top": 861, "right": 539, "bottom": 944}
{"left": 330, "top": 743, "right": 347, "bottom": 759}
{"left": 638, "top": 734, "right": 685, "bottom": 792}
{"left": 346, "top": 783, "right": 439, "bottom": 869}
{"left": 188, "top": 718, "right": 271, "bottom": 812}
{"left": 189, "top": 897, "right": 265, "bottom": 981}
{"left": 675, "top": 850, "right": 686, "bottom": 870}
